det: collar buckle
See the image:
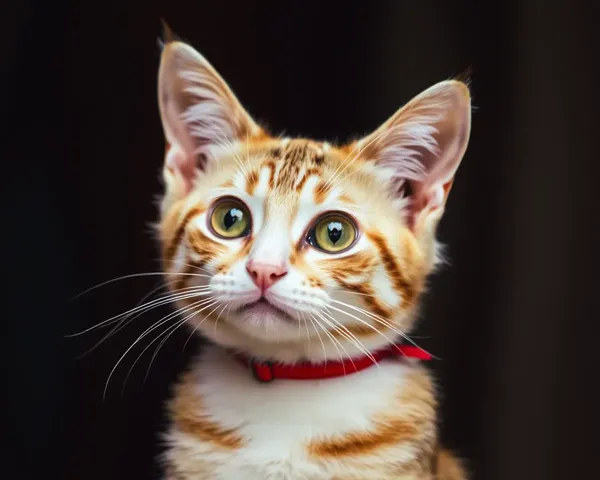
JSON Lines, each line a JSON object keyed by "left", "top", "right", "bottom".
{"left": 250, "top": 360, "right": 275, "bottom": 383}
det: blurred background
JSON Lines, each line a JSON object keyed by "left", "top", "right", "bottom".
{"left": 4, "top": 1, "right": 599, "bottom": 479}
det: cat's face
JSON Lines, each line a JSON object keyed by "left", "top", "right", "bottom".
{"left": 157, "top": 39, "right": 471, "bottom": 361}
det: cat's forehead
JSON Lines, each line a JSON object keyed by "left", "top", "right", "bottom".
{"left": 272, "top": 139, "right": 328, "bottom": 166}
{"left": 200, "top": 137, "right": 374, "bottom": 214}
{"left": 237, "top": 138, "right": 336, "bottom": 198}
{"left": 252, "top": 138, "right": 330, "bottom": 188}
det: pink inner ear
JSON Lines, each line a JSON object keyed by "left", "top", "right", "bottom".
{"left": 158, "top": 41, "right": 263, "bottom": 200}
{"left": 421, "top": 115, "right": 469, "bottom": 192}
{"left": 373, "top": 81, "right": 471, "bottom": 226}
{"left": 165, "top": 144, "right": 197, "bottom": 194}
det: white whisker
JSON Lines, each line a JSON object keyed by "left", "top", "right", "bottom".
{"left": 300, "top": 311, "right": 311, "bottom": 352}
{"left": 306, "top": 314, "right": 327, "bottom": 364}
{"left": 122, "top": 297, "right": 219, "bottom": 395}
{"left": 72, "top": 271, "right": 211, "bottom": 300}
{"left": 330, "top": 299, "right": 404, "bottom": 334}
{"left": 143, "top": 299, "right": 221, "bottom": 383}
{"left": 330, "top": 299, "right": 424, "bottom": 350}
{"left": 106, "top": 287, "right": 212, "bottom": 339}
{"left": 312, "top": 312, "right": 359, "bottom": 373}
{"left": 326, "top": 304, "right": 399, "bottom": 348}
{"left": 68, "top": 289, "right": 214, "bottom": 338}
{"left": 103, "top": 297, "right": 216, "bottom": 399}
{"left": 121, "top": 316, "right": 188, "bottom": 397}
{"left": 309, "top": 314, "right": 345, "bottom": 371}
{"left": 211, "top": 302, "right": 230, "bottom": 338}
{"left": 74, "top": 277, "right": 178, "bottom": 357}
{"left": 318, "top": 309, "right": 378, "bottom": 365}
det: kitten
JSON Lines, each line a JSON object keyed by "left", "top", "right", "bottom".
{"left": 156, "top": 33, "right": 471, "bottom": 480}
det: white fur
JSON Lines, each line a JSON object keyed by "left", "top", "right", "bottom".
{"left": 165, "top": 344, "right": 424, "bottom": 480}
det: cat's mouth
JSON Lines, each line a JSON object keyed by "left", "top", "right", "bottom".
{"left": 237, "top": 297, "right": 296, "bottom": 323}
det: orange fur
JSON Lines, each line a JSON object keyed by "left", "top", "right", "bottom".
{"left": 170, "top": 372, "right": 246, "bottom": 450}
{"left": 436, "top": 449, "right": 468, "bottom": 480}
{"left": 306, "top": 367, "right": 438, "bottom": 477}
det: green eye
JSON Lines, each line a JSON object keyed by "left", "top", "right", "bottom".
{"left": 209, "top": 199, "right": 251, "bottom": 238}
{"left": 308, "top": 214, "right": 357, "bottom": 253}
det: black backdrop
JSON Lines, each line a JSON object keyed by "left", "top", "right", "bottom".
{"left": 4, "top": 1, "right": 599, "bottom": 479}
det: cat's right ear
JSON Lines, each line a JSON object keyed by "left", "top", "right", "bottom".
{"left": 157, "top": 36, "right": 262, "bottom": 200}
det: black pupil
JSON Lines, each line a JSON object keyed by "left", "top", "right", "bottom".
{"left": 224, "top": 208, "right": 243, "bottom": 230}
{"left": 327, "top": 221, "right": 343, "bottom": 244}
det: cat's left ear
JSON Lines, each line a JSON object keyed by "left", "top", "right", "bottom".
{"left": 158, "top": 37, "right": 262, "bottom": 200}
{"left": 358, "top": 80, "right": 471, "bottom": 230}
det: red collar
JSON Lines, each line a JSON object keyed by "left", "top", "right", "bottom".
{"left": 234, "top": 344, "right": 432, "bottom": 383}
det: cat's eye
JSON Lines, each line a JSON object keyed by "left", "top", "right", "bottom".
{"left": 209, "top": 198, "right": 252, "bottom": 239}
{"left": 307, "top": 213, "right": 357, "bottom": 253}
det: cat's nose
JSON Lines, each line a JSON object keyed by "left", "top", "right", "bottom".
{"left": 246, "top": 260, "right": 288, "bottom": 292}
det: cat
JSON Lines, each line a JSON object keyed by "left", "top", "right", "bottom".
{"left": 156, "top": 30, "right": 471, "bottom": 480}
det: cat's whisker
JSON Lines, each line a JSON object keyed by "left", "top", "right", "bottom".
{"left": 327, "top": 303, "right": 436, "bottom": 359}
{"left": 330, "top": 299, "right": 408, "bottom": 337}
{"left": 326, "top": 304, "right": 400, "bottom": 350}
{"left": 211, "top": 301, "right": 230, "bottom": 337}
{"left": 319, "top": 310, "right": 378, "bottom": 363}
{"left": 156, "top": 285, "right": 212, "bottom": 300}
{"left": 300, "top": 311, "right": 311, "bottom": 351}
{"left": 183, "top": 300, "right": 229, "bottom": 351}
{"left": 312, "top": 311, "right": 360, "bottom": 374}
{"left": 309, "top": 313, "right": 347, "bottom": 371}
{"left": 122, "top": 316, "right": 189, "bottom": 397}
{"left": 133, "top": 297, "right": 217, "bottom": 349}
{"left": 205, "top": 302, "right": 224, "bottom": 335}
{"left": 142, "top": 317, "right": 190, "bottom": 383}
{"left": 155, "top": 285, "right": 212, "bottom": 298}
{"left": 331, "top": 287, "right": 379, "bottom": 299}
{"left": 105, "top": 297, "right": 217, "bottom": 399}
{"left": 74, "top": 277, "right": 182, "bottom": 357}
{"left": 108, "top": 287, "right": 213, "bottom": 338}
{"left": 162, "top": 258, "right": 214, "bottom": 276}
{"left": 306, "top": 314, "right": 328, "bottom": 363}
{"left": 68, "top": 289, "right": 214, "bottom": 338}
{"left": 316, "top": 309, "right": 377, "bottom": 366}
{"left": 332, "top": 307, "right": 411, "bottom": 346}
{"left": 330, "top": 299, "right": 425, "bottom": 351}
{"left": 144, "top": 300, "right": 222, "bottom": 383}
{"left": 123, "top": 298, "right": 219, "bottom": 395}
{"left": 72, "top": 271, "right": 212, "bottom": 300}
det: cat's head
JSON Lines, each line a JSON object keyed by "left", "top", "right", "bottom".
{"left": 156, "top": 39, "right": 471, "bottom": 362}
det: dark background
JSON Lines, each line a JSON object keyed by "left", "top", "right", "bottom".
{"left": 4, "top": 1, "right": 599, "bottom": 479}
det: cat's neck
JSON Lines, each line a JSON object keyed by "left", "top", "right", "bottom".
{"left": 206, "top": 321, "right": 411, "bottom": 364}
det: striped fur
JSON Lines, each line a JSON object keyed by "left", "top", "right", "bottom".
{"left": 156, "top": 37, "right": 471, "bottom": 479}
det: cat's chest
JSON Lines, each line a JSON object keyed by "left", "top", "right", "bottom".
{"left": 172, "top": 346, "right": 417, "bottom": 479}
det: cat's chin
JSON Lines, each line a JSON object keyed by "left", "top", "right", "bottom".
{"left": 227, "top": 299, "right": 302, "bottom": 342}
{"left": 239, "top": 298, "right": 296, "bottom": 321}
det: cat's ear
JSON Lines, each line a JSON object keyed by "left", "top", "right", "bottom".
{"left": 158, "top": 37, "right": 262, "bottom": 198}
{"left": 358, "top": 80, "right": 471, "bottom": 230}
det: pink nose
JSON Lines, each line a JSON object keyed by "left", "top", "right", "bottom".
{"left": 246, "top": 260, "right": 288, "bottom": 292}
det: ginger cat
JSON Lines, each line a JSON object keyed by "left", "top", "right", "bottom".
{"left": 156, "top": 32, "right": 471, "bottom": 480}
